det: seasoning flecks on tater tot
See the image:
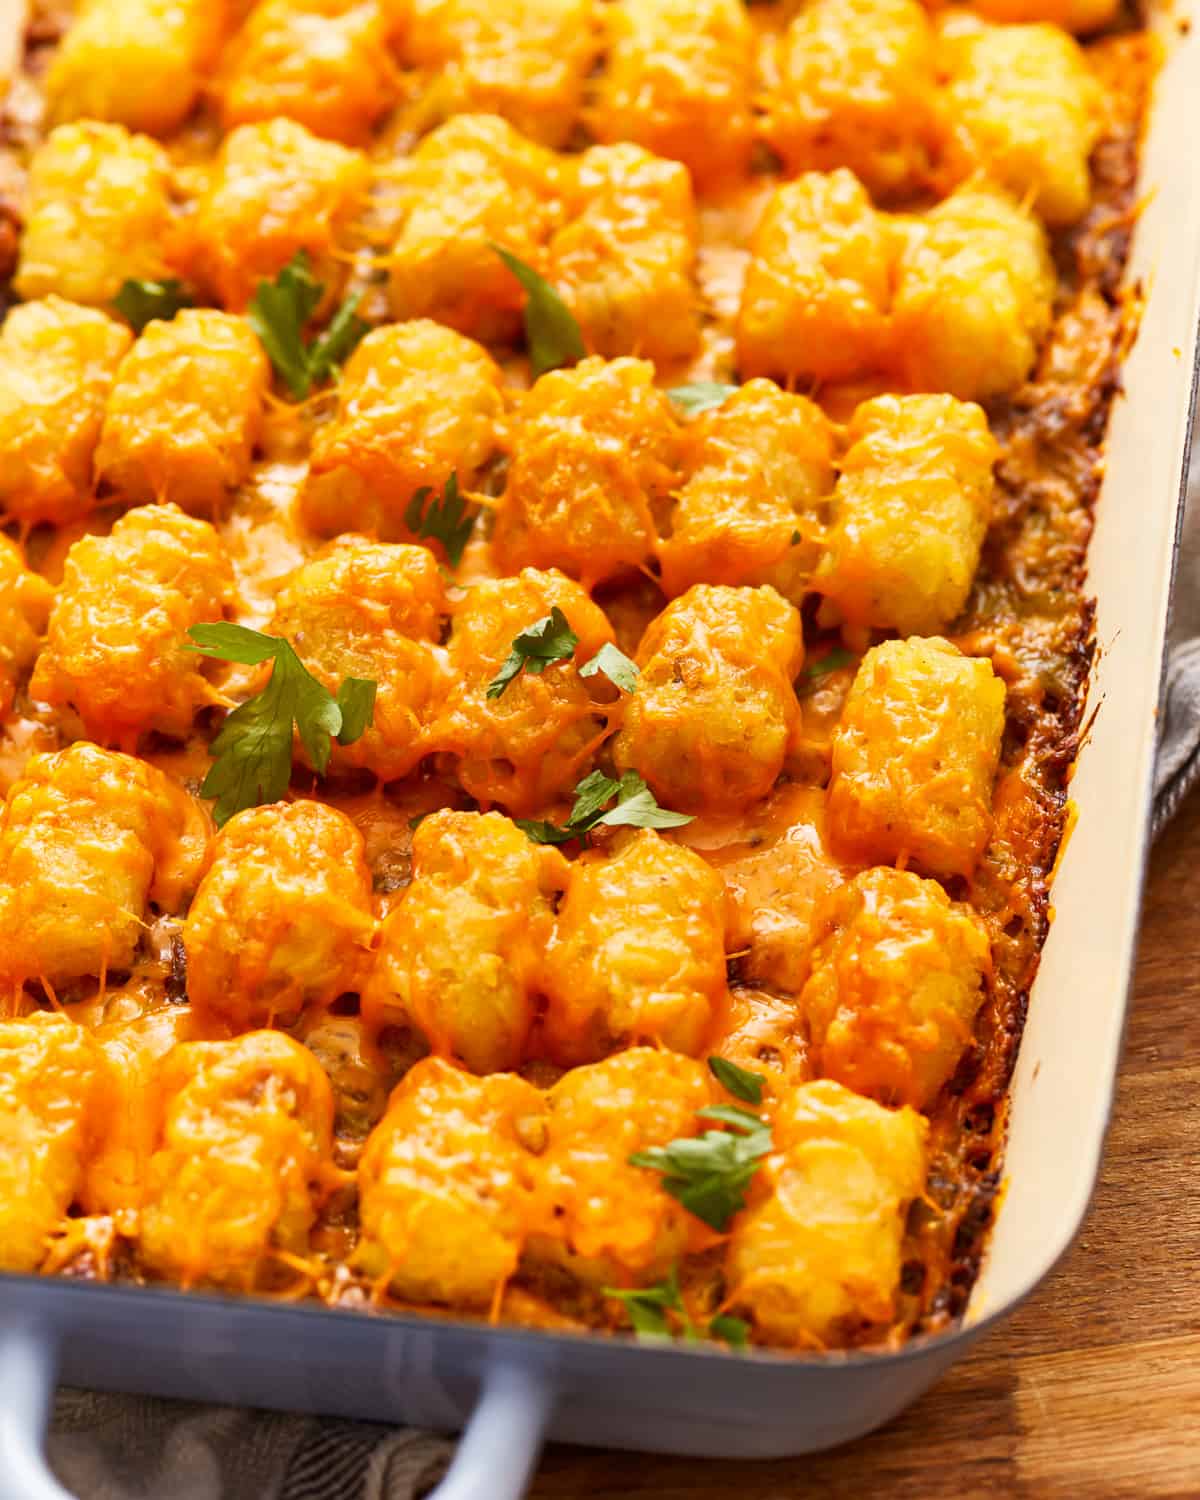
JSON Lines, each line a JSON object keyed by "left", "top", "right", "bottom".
{"left": 736, "top": 171, "right": 896, "bottom": 388}
{"left": 139, "top": 1031, "right": 337, "bottom": 1289}
{"left": 387, "top": 113, "right": 562, "bottom": 342}
{"left": 0, "top": 743, "right": 208, "bottom": 992}
{"left": 216, "top": 0, "right": 396, "bottom": 146}
{"left": 541, "top": 829, "right": 729, "bottom": 1064}
{"left": 433, "top": 569, "right": 617, "bottom": 814}
{"left": 799, "top": 868, "right": 990, "bottom": 1110}
{"left": 94, "top": 310, "right": 269, "bottom": 517}
{"left": 355, "top": 1056, "right": 546, "bottom": 1306}
{"left": 614, "top": 584, "right": 804, "bottom": 815}
{"left": 533, "top": 1048, "right": 714, "bottom": 1286}
{"left": 171, "top": 118, "right": 370, "bottom": 312}
{"left": 270, "top": 538, "right": 447, "bottom": 782}
{"left": 726, "top": 1079, "right": 927, "bottom": 1345}
{"left": 493, "top": 356, "right": 682, "bottom": 588}
{"left": 659, "top": 381, "right": 835, "bottom": 602}
{"left": 815, "top": 394, "right": 997, "bottom": 640}
{"left": 549, "top": 143, "right": 700, "bottom": 366}
{"left": 299, "top": 320, "right": 506, "bottom": 541}
{"left": 31, "top": 503, "right": 235, "bottom": 746}
{"left": 940, "top": 16, "right": 1101, "bottom": 228}
{"left": 0, "top": 537, "right": 53, "bottom": 719}
{"left": 0, "top": 1012, "right": 110, "bottom": 1273}
{"left": 185, "top": 800, "right": 376, "bottom": 1032}
{"left": 15, "top": 123, "right": 173, "bottom": 308}
{"left": 44, "top": 0, "right": 224, "bottom": 137}
{"left": 363, "top": 810, "right": 565, "bottom": 1073}
{"left": 591, "top": 0, "right": 755, "bottom": 186}
{"left": 761, "top": 0, "right": 944, "bottom": 199}
{"left": 891, "top": 185, "right": 1056, "bottom": 402}
{"left": 827, "top": 636, "right": 1007, "bottom": 878}
{"left": 393, "top": 0, "right": 598, "bottom": 149}
{"left": 0, "top": 298, "right": 131, "bottom": 529}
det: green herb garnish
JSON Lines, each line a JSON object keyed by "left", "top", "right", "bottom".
{"left": 247, "top": 251, "right": 369, "bottom": 400}
{"left": 185, "top": 623, "right": 376, "bottom": 827}
{"left": 707, "top": 1056, "right": 766, "bottom": 1107}
{"left": 800, "top": 647, "right": 857, "bottom": 687}
{"left": 404, "top": 474, "right": 477, "bottom": 568}
{"left": 491, "top": 246, "right": 585, "bottom": 379}
{"left": 516, "top": 769, "right": 693, "bottom": 846}
{"left": 579, "top": 642, "right": 639, "bottom": 694}
{"left": 629, "top": 1104, "right": 772, "bottom": 1232}
{"left": 113, "top": 278, "right": 193, "bottom": 333}
{"left": 603, "top": 1270, "right": 750, "bottom": 1348}
{"left": 487, "top": 607, "right": 580, "bottom": 698}
{"left": 667, "top": 382, "right": 738, "bottom": 417}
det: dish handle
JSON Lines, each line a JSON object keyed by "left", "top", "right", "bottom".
{"left": 0, "top": 1323, "right": 555, "bottom": 1500}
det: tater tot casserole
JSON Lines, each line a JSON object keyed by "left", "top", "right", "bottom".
{"left": 0, "top": 0, "right": 1153, "bottom": 1352}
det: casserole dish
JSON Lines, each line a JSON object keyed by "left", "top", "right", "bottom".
{"left": 0, "top": 7, "right": 1199, "bottom": 1500}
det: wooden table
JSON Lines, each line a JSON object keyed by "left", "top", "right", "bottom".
{"left": 532, "top": 788, "right": 1200, "bottom": 1500}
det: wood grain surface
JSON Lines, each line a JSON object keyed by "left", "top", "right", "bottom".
{"left": 530, "top": 787, "right": 1200, "bottom": 1500}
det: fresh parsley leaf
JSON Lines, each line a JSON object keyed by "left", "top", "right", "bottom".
{"left": 185, "top": 624, "right": 376, "bottom": 826}
{"left": 518, "top": 769, "right": 694, "bottom": 845}
{"left": 491, "top": 245, "right": 585, "bottom": 379}
{"left": 113, "top": 278, "right": 193, "bottom": 333}
{"left": 404, "top": 474, "right": 477, "bottom": 568}
{"left": 486, "top": 607, "right": 580, "bottom": 698}
{"left": 708, "top": 1315, "right": 751, "bottom": 1349}
{"left": 707, "top": 1056, "right": 766, "bottom": 1107}
{"left": 335, "top": 677, "right": 377, "bottom": 745}
{"left": 629, "top": 1106, "right": 773, "bottom": 1232}
{"left": 801, "top": 647, "right": 857, "bottom": 684}
{"left": 667, "top": 382, "right": 738, "bottom": 417}
{"left": 579, "top": 642, "right": 639, "bottom": 694}
{"left": 248, "top": 251, "right": 368, "bottom": 400}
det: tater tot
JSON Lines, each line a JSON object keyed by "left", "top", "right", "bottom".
{"left": 270, "top": 538, "right": 448, "bottom": 782}
{"left": 0, "top": 538, "right": 53, "bottom": 719}
{"left": 0, "top": 744, "right": 208, "bottom": 991}
{"left": 395, "top": 0, "right": 598, "bottom": 148}
{"left": 185, "top": 801, "right": 376, "bottom": 1031}
{"left": 0, "top": 1012, "right": 110, "bottom": 1272}
{"left": 761, "top": 0, "right": 943, "bottom": 199}
{"left": 299, "top": 320, "right": 506, "bottom": 541}
{"left": 549, "top": 144, "right": 699, "bottom": 366}
{"left": 363, "top": 811, "right": 565, "bottom": 1073}
{"left": 614, "top": 584, "right": 803, "bottom": 815}
{"left": 799, "top": 868, "right": 991, "bottom": 1110}
{"left": 659, "top": 381, "right": 835, "bottom": 601}
{"left": 216, "top": 0, "right": 396, "bottom": 146}
{"left": 31, "top": 503, "right": 235, "bottom": 746}
{"left": 139, "top": 1031, "right": 337, "bottom": 1289}
{"left": 727, "top": 1078, "right": 927, "bottom": 1345}
{"left": 828, "top": 636, "right": 1006, "bottom": 878}
{"left": 541, "top": 829, "right": 729, "bottom": 1063}
{"left": 815, "top": 394, "right": 997, "bottom": 640}
{"left": 492, "top": 357, "right": 682, "bottom": 588}
{"left": 0, "top": 298, "right": 131, "bottom": 529}
{"left": 433, "top": 569, "right": 617, "bottom": 814}
{"left": 591, "top": 0, "right": 755, "bottom": 186}
{"left": 93, "top": 310, "right": 269, "bottom": 516}
{"left": 890, "top": 185, "right": 1055, "bottom": 401}
{"left": 966, "top": 0, "right": 1118, "bottom": 33}
{"left": 941, "top": 17, "right": 1101, "bottom": 228}
{"left": 532, "top": 1048, "right": 713, "bottom": 1286}
{"left": 387, "top": 114, "right": 563, "bottom": 343}
{"left": 171, "top": 119, "right": 369, "bottom": 311}
{"left": 45, "top": 0, "right": 224, "bottom": 136}
{"left": 15, "top": 123, "right": 173, "bottom": 308}
{"left": 355, "top": 1056, "right": 546, "bottom": 1306}
{"left": 736, "top": 171, "right": 896, "bottom": 387}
